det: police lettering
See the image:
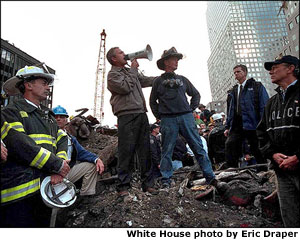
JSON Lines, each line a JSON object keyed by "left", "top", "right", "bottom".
{"left": 270, "top": 106, "right": 299, "bottom": 121}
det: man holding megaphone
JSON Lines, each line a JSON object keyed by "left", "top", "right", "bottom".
{"left": 106, "top": 46, "right": 158, "bottom": 198}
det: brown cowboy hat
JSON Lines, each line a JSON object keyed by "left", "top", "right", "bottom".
{"left": 157, "top": 47, "right": 183, "bottom": 70}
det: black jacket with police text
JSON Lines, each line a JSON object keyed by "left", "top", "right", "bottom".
{"left": 257, "top": 80, "right": 299, "bottom": 171}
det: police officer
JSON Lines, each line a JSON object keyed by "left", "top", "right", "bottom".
{"left": 257, "top": 55, "right": 300, "bottom": 227}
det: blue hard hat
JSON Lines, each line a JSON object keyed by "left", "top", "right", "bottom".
{"left": 52, "top": 105, "right": 69, "bottom": 117}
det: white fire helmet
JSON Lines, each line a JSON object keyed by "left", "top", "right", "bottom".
{"left": 3, "top": 65, "right": 55, "bottom": 96}
{"left": 40, "top": 176, "right": 77, "bottom": 208}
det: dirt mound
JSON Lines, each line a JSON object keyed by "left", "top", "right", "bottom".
{"left": 56, "top": 131, "right": 283, "bottom": 228}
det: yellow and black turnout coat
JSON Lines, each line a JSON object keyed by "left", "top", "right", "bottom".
{"left": 1, "top": 97, "right": 68, "bottom": 205}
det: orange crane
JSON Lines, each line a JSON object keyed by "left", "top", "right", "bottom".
{"left": 93, "top": 29, "right": 107, "bottom": 125}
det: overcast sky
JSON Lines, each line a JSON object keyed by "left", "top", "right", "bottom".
{"left": 1, "top": 1, "right": 212, "bottom": 127}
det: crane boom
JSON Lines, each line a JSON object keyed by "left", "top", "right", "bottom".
{"left": 93, "top": 29, "right": 107, "bottom": 125}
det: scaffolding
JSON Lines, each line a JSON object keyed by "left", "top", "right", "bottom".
{"left": 93, "top": 29, "right": 107, "bottom": 125}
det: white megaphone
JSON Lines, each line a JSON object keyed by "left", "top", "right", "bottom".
{"left": 124, "top": 44, "right": 153, "bottom": 61}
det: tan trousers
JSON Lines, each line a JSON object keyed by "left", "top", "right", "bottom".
{"left": 67, "top": 162, "right": 97, "bottom": 196}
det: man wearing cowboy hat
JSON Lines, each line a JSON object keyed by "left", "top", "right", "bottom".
{"left": 150, "top": 47, "right": 227, "bottom": 191}
{"left": 1, "top": 65, "right": 70, "bottom": 227}
{"left": 257, "top": 55, "right": 300, "bottom": 227}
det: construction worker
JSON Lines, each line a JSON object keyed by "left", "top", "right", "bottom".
{"left": 1, "top": 65, "right": 70, "bottom": 227}
{"left": 52, "top": 105, "right": 105, "bottom": 204}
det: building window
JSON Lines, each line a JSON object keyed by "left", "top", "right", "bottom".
{"left": 296, "top": 45, "right": 299, "bottom": 52}
{"left": 292, "top": 35, "right": 296, "bottom": 41}
{"left": 1, "top": 49, "right": 7, "bottom": 59}
{"left": 291, "top": 6, "right": 294, "bottom": 14}
{"left": 296, "top": 15, "right": 299, "bottom": 24}
{"left": 288, "top": 21, "right": 294, "bottom": 30}
{"left": 6, "top": 52, "right": 11, "bottom": 61}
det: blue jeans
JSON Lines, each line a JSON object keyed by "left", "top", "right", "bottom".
{"left": 160, "top": 113, "right": 215, "bottom": 184}
{"left": 172, "top": 160, "right": 183, "bottom": 171}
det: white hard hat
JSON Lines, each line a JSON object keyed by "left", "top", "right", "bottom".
{"left": 220, "top": 112, "right": 225, "bottom": 116}
{"left": 40, "top": 176, "right": 77, "bottom": 208}
{"left": 212, "top": 113, "right": 223, "bottom": 121}
{"left": 3, "top": 65, "right": 54, "bottom": 96}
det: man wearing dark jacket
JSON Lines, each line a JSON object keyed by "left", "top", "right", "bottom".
{"left": 208, "top": 113, "right": 227, "bottom": 167}
{"left": 172, "top": 135, "right": 187, "bottom": 170}
{"left": 106, "top": 47, "right": 157, "bottom": 196}
{"left": 257, "top": 55, "right": 299, "bottom": 227}
{"left": 150, "top": 47, "right": 227, "bottom": 193}
{"left": 1, "top": 65, "right": 69, "bottom": 227}
{"left": 224, "top": 64, "right": 269, "bottom": 169}
{"left": 149, "top": 123, "right": 161, "bottom": 179}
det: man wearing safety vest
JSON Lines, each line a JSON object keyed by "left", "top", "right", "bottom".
{"left": 0, "top": 65, "right": 70, "bottom": 227}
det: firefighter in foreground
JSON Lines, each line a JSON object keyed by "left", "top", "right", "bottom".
{"left": 0, "top": 65, "right": 70, "bottom": 227}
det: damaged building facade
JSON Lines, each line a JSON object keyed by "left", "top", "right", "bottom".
{"left": 1, "top": 38, "right": 55, "bottom": 109}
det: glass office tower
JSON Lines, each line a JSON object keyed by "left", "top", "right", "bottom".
{"left": 206, "top": 1, "right": 288, "bottom": 101}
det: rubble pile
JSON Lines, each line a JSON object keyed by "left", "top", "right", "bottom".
{"left": 56, "top": 129, "right": 283, "bottom": 228}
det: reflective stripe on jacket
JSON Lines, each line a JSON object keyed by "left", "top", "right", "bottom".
{"left": 1, "top": 97, "right": 68, "bottom": 205}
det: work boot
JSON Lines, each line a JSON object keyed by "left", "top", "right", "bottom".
{"left": 143, "top": 187, "right": 159, "bottom": 195}
{"left": 210, "top": 179, "right": 229, "bottom": 195}
{"left": 161, "top": 177, "right": 171, "bottom": 189}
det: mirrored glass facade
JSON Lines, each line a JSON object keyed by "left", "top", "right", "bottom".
{"left": 206, "top": 1, "right": 288, "bottom": 101}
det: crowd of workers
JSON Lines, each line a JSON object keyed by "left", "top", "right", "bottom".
{"left": 0, "top": 45, "right": 299, "bottom": 228}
